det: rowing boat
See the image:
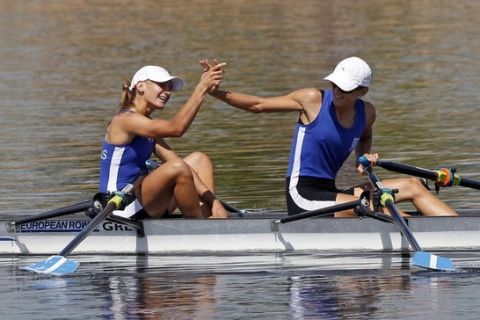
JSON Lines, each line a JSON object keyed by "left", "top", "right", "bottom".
{"left": 5, "top": 160, "right": 475, "bottom": 275}
{"left": 1, "top": 209, "right": 479, "bottom": 255}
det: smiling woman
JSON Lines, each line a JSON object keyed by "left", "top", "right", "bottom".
{"left": 206, "top": 57, "right": 458, "bottom": 218}
{"left": 99, "top": 62, "right": 229, "bottom": 219}
{"left": 122, "top": 66, "right": 182, "bottom": 110}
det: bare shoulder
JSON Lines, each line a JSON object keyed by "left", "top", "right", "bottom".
{"left": 289, "top": 87, "right": 322, "bottom": 101}
{"left": 112, "top": 110, "right": 147, "bottom": 126}
{"left": 288, "top": 87, "right": 322, "bottom": 110}
{"left": 108, "top": 110, "right": 149, "bottom": 139}
{"left": 286, "top": 88, "right": 323, "bottom": 123}
{"left": 105, "top": 112, "right": 137, "bottom": 145}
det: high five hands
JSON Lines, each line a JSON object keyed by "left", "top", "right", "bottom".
{"left": 199, "top": 59, "right": 226, "bottom": 93}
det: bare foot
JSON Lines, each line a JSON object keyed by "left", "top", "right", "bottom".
{"left": 210, "top": 201, "right": 230, "bottom": 219}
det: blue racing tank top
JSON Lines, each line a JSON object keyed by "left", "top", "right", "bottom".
{"left": 286, "top": 88, "right": 366, "bottom": 180}
{"left": 99, "top": 135, "right": 155, "bottom": 192}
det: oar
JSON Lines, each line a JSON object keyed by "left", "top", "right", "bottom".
{"left": 358, "top": 156, "right": 455, "bottom": 271}
{"left": 377, "top": 160, "right": 480, "bottom": 190}
{"left": 12, "top": 200, "right": 91, "bottom": 227}
{"left": 273, "top": 191, "right": 397, "bottom": 226}
{"left": 20, "top": 176, "right": 143, "bottom": 276}
{"left": 274, "top": 199, "right": 366, "bottom": 225}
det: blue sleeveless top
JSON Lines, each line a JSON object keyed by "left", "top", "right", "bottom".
{"left": 99, "top": 135, "right": 155, "bottom": 192}
{"left": 286, "top": 89, "right": 366, "bottom": 180}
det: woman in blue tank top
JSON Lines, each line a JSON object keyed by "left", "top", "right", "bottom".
{"left": 99, "top": 62, "right": 229, "bottom": 219}
{"left": 206, "top": 57, "right": 457, "bottom": 217}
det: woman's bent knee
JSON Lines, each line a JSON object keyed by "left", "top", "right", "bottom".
{"left": 407, "top": 177, "right": 427, "bottom": 194}
{"left": 185, "top": 151, "right": 212, "bottom": 168}
{"left": 160, "top": 159, "right": 193, "bottom": 180}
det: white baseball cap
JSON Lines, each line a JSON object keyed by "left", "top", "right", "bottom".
{"left": 323, "top": 57, "right": 372, "bottom": 91}
{"left": 129, "top": 65, "right": 184, "bottom": 92}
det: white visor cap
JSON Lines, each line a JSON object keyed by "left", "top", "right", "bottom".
{"left": 323, "top": 57, "right": 371, "bottom": 91}
{"left": 129, "top": 65, "right": 184, "bottom": 92}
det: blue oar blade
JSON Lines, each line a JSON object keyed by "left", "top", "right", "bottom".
{"left": 413, "top": 251, "right": 455, "bottom": 271}
{"left": 20, "top": 255, "right": 80, "bottom": 276}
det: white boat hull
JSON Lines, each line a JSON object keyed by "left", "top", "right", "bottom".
{"left": 1, "top": 214, "right": 480, "bottom": 255}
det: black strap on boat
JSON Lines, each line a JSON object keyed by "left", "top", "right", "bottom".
{"left": 356, "top": 206, "right": 395, "bottom": 224}
{"left": 12, "top": 200, "right": 91, "bottom": 227}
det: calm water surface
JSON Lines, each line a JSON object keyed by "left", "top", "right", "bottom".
{"left": 0, "top": 0, "right": 479, "bottom": 319}
{"left": 3, "top": 253, "right": 480, "bottom": 319}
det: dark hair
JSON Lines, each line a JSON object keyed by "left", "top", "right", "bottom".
{"left": 118, "top": 81, "right": 136, "bottom": 111}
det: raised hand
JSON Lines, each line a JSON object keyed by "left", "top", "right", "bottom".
{"left": 199, "top": 59, "right": 226, "bottom": 93}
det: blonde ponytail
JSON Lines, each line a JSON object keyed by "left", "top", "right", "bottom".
{"left": 118, "top": 81, "right": 135, "bottom": 111}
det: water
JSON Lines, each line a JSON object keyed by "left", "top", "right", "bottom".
{"left": 0, "top": 0, "right": 480, "bottom": 319}
{"left": 3, "top": 253, "right": 480, "bottom": 319}
{"left": 0, "top": 0, "right": 479, "bottom": 212}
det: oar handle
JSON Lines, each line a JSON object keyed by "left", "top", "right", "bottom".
{"left": 358, "top": 156, "right": 374, "bottom": 169}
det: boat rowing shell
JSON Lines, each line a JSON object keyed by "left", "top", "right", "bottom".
{"left": 1, "top": 210, "right": 479, "bottom": 255}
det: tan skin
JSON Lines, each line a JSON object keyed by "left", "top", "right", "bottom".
{"left": 107, "top": 62, "right": 229, "bottom": 218}
{"left": 204, "top": 60, "right": 457, "bottom": 217}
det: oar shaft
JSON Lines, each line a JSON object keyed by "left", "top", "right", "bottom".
{"left": 378, "top": 160, "right": 480, "bottom": 190}
{"left": 278, "top": 199, "right": 361, "bottom": 224}
{"left": 59, "top": 202, "right": 115, "bottom": 257}
{"left": 14, "top": 200, "right": 91, "bottom": 226}
{"left": 58, "top": 176, "right": 143, "bottom": 257}
{"left": 383, "top": 200, "right": 422, "bottom": 251}
{"left": 459, "top": 177, "right": 480, "bottom": 190}
{"left": 359, "top": 156, "right": 455, "bottom": 271}
{"left": 361, "top": 159, "right": 423, "bottom": 252}
{"left": 377, "top": 160, "right": 437, "bottom": 180}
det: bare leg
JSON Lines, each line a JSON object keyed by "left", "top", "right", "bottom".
{"left": 184, "top": 152, "right": 229, "bottom": 218}
{"left": 334, "top": 178, "right": 457, "bottom": 217}
{"left": 381, "top": 177, "right": 458, "bottom": 216}
{"left": 333, "top": 193, "right": 359, "bottom": 217}
{"left": 138, "top": 159, "right": 204, "bottom": 218}
{"left": 184, "top": 151, "right": 215, "bottom": 189}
